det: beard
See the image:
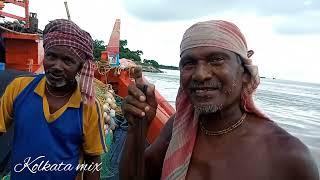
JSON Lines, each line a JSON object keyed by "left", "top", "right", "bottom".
{"left": 46, "top": 78, "right": 67, "bottom": 88}
{"left": 194, "top": 104, "right": 223, "bottom": 117}
{"left": 45, "top": 70, "right": 72, "bottom": 88}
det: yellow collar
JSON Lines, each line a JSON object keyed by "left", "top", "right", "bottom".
{"left": 34, "top": 76, "right": 82, "bottom": 108}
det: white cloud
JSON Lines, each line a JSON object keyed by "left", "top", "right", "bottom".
{"left": 273, "top": 12, "right": 320, "bottom": 35}
{"left": 0, "top": 0, "right": 319, "bottom": 83}
{"left": 122, "top": 0, "right": 320, "bottom": 35}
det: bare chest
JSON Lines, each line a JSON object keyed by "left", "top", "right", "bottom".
{"left": 185, "top": 134, "right": 286, "bottom": 180}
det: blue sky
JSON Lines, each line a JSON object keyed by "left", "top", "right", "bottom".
{"left": 2, "top": 0, "right": 320, "bottom": 83}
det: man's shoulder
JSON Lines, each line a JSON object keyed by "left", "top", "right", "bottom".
{"left": 251, "top": 116, "right": 309, "bottom": 156}
{"left": 249, "top": 115, "right": 319, "bottom": 179}
{"left": 10, "top": 75, "right": 36, "bottom": 87}
{"left": 256, "top": 118, "right": 306, "bottom": 152}
{"left": 247, "top": 114, "right": 302, "bottom": 146}
{"left": 2, "top": 75, "right": 36, "bottom": 97}
{"left": 266, "top": 126, "right": 319, "bottom": 179}
{"left": 265, "top": 124, "right": 310, "bottom": 161}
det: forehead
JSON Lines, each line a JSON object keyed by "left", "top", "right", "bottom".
{"left": 46, "top": 46, "right": 80, "bottom": 62}
{"left": 180, "top": 46, "right": 236, "bottom": 59}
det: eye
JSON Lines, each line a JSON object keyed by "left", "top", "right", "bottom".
{"left": 208, "top": 55, "right": 225, "bottom": 65}
{"left": 181, "top": 59, "right": 196, "bottom": 70}
{"left": 45, "top": 52, "right": 57, "bottom": 61}
{"left": 63, "top": 58, "right": 76, "bottom": 66}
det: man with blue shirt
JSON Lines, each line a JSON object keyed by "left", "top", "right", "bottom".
{"left": 0, "top": 19, "right": 106, "bottom": 180}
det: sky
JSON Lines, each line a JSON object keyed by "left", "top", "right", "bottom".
{"left": 1, "top": 0, "right": 320, "bottom": 84}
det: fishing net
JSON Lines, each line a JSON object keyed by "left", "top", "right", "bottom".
{"left": 94, "top": 78, "right": 123, "bottom": 179}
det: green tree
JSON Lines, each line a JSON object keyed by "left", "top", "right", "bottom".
{"left": 93, "top": 39, "right": 164, "bottom": 68}
{"left": 119, "top": 39, "right": 143, "bottom": 62}
{"left": 120, "top": 40, "right": 127, "bottom": 51}
{"left": 143, "top": 59, "right": 159, "bottom": 68}
{"left": 93, "top": 40, "right": 106, "bottom": 61}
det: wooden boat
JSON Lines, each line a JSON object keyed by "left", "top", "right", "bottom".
{"left": 95, "top": 19, "right": 175, "bottom": 143}
{"left": 95, "top": 58, "right": 175, "bottom": 143}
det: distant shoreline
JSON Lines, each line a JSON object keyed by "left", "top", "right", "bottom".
{"left": 143, "top": 69, "right": 320, "bottom": 85}
{"left": 141, "top": 63, "right": 178, "bottom": 73}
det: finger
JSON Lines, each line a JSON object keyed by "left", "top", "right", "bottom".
{"left": 132, "top": 66, "right": 144, "bottom": 85}
{"left": 126, "top": 95, "right": 150, "bottom": 112}
{"left": 128, "top": 83, "right": 146, "bottom": 102}
{"left": 145, "top": 84, "right": 157, "bottom": 107}
{"left": 123, "top": 103, "right": 146, "bottom": 118}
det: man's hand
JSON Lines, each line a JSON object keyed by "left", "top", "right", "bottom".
{"left": 122, "top": 66, "right": 158, "bottom": 132}
{"left": 83, "top": 155, "right": 101, "bottom": 180}
{"left": 120, "top": 66, "right": 158, "bottom": 180}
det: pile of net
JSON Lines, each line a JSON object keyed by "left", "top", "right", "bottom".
{"left": 94, "top": 78, "right": 123, "bottom": 179}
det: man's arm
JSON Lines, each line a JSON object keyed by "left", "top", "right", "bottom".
{"left": 275, "top": 135, "right": 320, "bottom": 180}
{"left": 120, "top": 115, "right": 174, "bottom": 180}
{"left": 145, "top": 115, "right": 174, "bottom": 179}
{"left": 82, "top": 101, "right": 107, "bottom": 180}
{"left": 83, "top": 155, "right": 101, "bottom": 180}
{"left": 0, "top": 78, "right": 22, "bottom": 134}
{"left": 287, "top": 144, "right": 319, "bottom": 180}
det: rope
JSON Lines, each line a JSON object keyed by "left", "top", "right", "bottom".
{"left": 96, "top": 61, "right": 111, "bottom": 76}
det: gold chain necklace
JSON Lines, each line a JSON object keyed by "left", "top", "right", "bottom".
{"left": 45, "top": 84, "right": 73, "bottom": 98}
{"left": 200, "top": 113, "right": 247, "bottom": 136}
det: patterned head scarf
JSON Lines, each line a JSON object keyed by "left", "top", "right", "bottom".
{"left": 43, "top": 19, "right": 95, "bottom": 104}
{"left": 161, "top": 20, "right": 268, "bottom": 179}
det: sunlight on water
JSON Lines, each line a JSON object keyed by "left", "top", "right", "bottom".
{"left": 144, "top": 69, "right": 320, "bottom": 170}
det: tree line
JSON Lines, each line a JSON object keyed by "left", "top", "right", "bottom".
{"left": 93, "top": 39, "right": 178, "bottom": 70}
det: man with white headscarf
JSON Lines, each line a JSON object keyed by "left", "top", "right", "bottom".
{"left": 120, "top": 20, "right": 319, "bottom": 180}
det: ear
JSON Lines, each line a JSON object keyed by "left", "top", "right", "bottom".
{"left": 247, "top": 50, "right": 254, "bottom": 58}
{"left": 242, "top": 70, "right": 251, "bottom": 84}
{"left": 77, "top": 62, "right": 84, "bottom": 72}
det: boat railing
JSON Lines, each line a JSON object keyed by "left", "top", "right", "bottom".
{"left": 5, "top": 59, "right": 39, "bottom": 72}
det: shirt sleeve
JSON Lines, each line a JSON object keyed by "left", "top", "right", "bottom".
{"left": 82, "top": 100, "right": 107, "bottom": 156}
{"left": 0, "top": 78, "right": 23, "bottom": 132}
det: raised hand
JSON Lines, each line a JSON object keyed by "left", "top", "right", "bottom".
{"left": 122, "top": 66, "right": 158, "bottom": 131}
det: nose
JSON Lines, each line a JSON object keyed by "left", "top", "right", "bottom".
{"left": 192, "top": 61, "right": 212, "bottom": 82}
{"left": 50, "top": 59, "right": 64, "bottom": 72}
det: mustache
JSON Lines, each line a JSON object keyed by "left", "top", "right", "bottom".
{"left": 188, "top": 80, "right": 222, "bottom": 89}
{"left": 46, "top": 69, "right": 65, "bottom": 77}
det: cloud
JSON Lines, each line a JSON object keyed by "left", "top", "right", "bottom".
{"left": 122, "top": 0, "right": 320, "bottom": 19}
{"left": 122, "top": 0, "right": 239, "bottom": 21}
{"left": 272, "top": 12, "right": 320, "bottom": 35}
{"left": 122, "top": 0, "right": 320, "bottom": 34}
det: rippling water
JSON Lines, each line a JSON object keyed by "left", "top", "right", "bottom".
{"left": 144, "top": 69, "right": 320, "bottom": 170}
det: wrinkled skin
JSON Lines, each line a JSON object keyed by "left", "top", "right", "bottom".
{"left": 179, "top": 46, "right": 249, "bottom": 119}
{"left": 43, "top": 46, "right": 83, "bottom": 113}
{"left": 120, "top": 47, "right": 319, "bottom": 180}
{"left": 44, "top": 46, "right": 82, "bottom": 88}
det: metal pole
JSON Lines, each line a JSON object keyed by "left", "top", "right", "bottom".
{"left": 64, "top": 1, "right": 71, "bottom": 20}
{"left": 25, "top": 0, "right": 29, "bottom": 28}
